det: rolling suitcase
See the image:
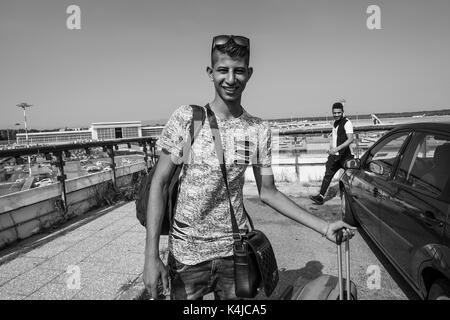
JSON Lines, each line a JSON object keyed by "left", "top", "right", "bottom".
{"left": 281, "top": 229, "right": 357, "bottom": 300}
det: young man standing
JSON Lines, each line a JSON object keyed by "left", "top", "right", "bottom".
{"left": 310, "top": 102, "right": 354, "bottom": 205}
{"left": 143, "top": 36, "right": 356, "bottom": 300}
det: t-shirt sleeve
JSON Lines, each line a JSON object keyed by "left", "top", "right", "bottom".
{"left": 255, "top": 121, "right": 272, "bottom": 168}
{"left": 155, "top": 105, "right": 192, "bottom": 164}
{"left": 344, "top": 120, "right": 354, "bottom": 134}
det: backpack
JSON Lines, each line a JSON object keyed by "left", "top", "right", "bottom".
{"left": 135, "top": 105, "right": 205, "bottom": 233}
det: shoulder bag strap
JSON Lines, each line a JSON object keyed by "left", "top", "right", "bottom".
{"left": 205, "top": 105, "right": 254, "bottom": 242}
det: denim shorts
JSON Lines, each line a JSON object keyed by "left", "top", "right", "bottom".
{"left": 168, "top": 252, "right": 239, "bottom": 300}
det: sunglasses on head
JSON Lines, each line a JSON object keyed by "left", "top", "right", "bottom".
{"left": 212, "top": 35, "right": 250, "bottom": 50}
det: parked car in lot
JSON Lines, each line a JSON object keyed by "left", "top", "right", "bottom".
{"left": 86, "top": 165, "right": 101, "bottom": 173}
{"left": 35, "top": 178, "right": 53, "bottom": 187}
{"left": 340, "top": 122, "right": 450, "bottom": 299}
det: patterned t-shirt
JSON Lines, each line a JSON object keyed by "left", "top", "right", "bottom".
{"left": 156, "top": 105, "right": 272, "bottom": 265}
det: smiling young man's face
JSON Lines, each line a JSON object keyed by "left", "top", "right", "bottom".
{"left": 332, "top": 108, "right": 344, "bottom": 121}
{"left": 207, "top": 51, "right": 253, "bottom": 103}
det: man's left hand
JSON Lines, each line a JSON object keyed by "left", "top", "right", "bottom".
{"left": 325, "top": 221, "right": 357, "bottom": 243}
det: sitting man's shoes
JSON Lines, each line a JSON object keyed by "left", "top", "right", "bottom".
{"left": 310, "top": 194, "right": 324, "bottom": 205}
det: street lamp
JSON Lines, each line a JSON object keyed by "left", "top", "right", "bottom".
{"left": 14, "top": 123, "right": 20, "bottom": 145}
{"left": 16, "top": 103, "right": 33, "bottom": 176}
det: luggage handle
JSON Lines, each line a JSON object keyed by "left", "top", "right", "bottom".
{"left": 336, "top": 229, "right": 344, "bottom": 245}
{"left": 336, "top": 228, "right": 351, "bottom": 300}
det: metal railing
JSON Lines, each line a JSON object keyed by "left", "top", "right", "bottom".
{"left": 0, "top": 137, "right": 157, "bottom": 212}
{"left": 277, "top": 123, "right": 395, "bottom": 136}
{"left": 276, "top": 124, "right": 394, "bottom": 158}
{"left": 0, "top": 124, "right": 394, "bottom": 208}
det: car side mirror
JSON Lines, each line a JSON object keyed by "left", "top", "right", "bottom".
{"left": 369, "top": 161, "right": 384, "bottom": 175}
{"left": 345, "top": 158, "right": 361, "bottom": 169}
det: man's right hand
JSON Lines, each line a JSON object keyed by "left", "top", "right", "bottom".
{"left": 143, "top": 257, "right": 169, "bottom": 299}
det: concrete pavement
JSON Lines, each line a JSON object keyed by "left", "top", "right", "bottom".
{"left": 0, "top": 201, "right": 153, "bottom": 300}
{"left": 0, "top": 181, "right": 413, "bottom": 300}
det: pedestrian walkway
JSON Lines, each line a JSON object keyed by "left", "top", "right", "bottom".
{"left": 0, "top": 181, "right": 337, "bottom": 301}
{"left": 0, "top": 201, "right": 161, "bottom": 300}
{"left": 0, "top": 182, "right": 409, "bottom": 300}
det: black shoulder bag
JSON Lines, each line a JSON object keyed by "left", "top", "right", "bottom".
{"left": 135, "top": 105, "right": 205, "bottom": 233}
{"left": 206, "top": 106, "right": 279, "bottom": 298}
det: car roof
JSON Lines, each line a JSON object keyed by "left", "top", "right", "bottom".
{"left": 391, "top": 122, "right": 450, "bottom": 133}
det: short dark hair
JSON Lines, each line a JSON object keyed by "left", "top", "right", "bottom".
{"left": 211, "top": 38, "right": 250, "bottom": 66}
{"left": 332, "top": 102, "right": 344, "bottom": 111}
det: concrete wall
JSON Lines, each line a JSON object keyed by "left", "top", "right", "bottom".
{"left": 244, "top": 156, "right": 342, "bottom": 183}
{"left": 0, "top": 161, "right": 147, "bottom": 249}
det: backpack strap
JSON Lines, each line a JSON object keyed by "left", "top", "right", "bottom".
{"left": 183, "top": 105, "right": 206, "bottom": 162}
{"left": 166, "top": 105, "right": 206, "bottom": 230}
{"left": 189, "top": 104, "right": 206, "bottom": 145}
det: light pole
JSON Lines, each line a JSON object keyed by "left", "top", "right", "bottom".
{"left": 16, "top": 103, "right": 33, "bottom": 176}
{"left": 14, "top": 123, "right": 20, "bottom": 145}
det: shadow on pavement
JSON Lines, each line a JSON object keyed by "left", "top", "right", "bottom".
{"left": 254, "top": 260, "right": 324, "bottom": 300}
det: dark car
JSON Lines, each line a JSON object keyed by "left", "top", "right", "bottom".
{"left": 340, "top": 122, "right": 450, "bottom": 300}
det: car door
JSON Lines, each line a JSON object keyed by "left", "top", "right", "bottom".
{"left": 350, "top": 131, "right": 411, "bottom": 244}
{"left": 379, "top": 132, "right": 450, "bottom": 284}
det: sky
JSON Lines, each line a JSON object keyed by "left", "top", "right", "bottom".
{"left": 1, "top": 0, "right": 449, "bottom": 129}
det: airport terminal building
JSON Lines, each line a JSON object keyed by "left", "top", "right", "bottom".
{"left": 91, "top": 121, "right": 142, "bottom": 140}
{"left": 16, "top": 130, "right": 92, "bottom": 145}
{"left": 16, "top": 121, "right": 164, "bottom": 145}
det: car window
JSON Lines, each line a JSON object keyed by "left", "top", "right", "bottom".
{"left": 396, "top": 133, "right": 450, "bottom": 198}
{"left": 364, "top": 132, "right": 410, "bottom": 179}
